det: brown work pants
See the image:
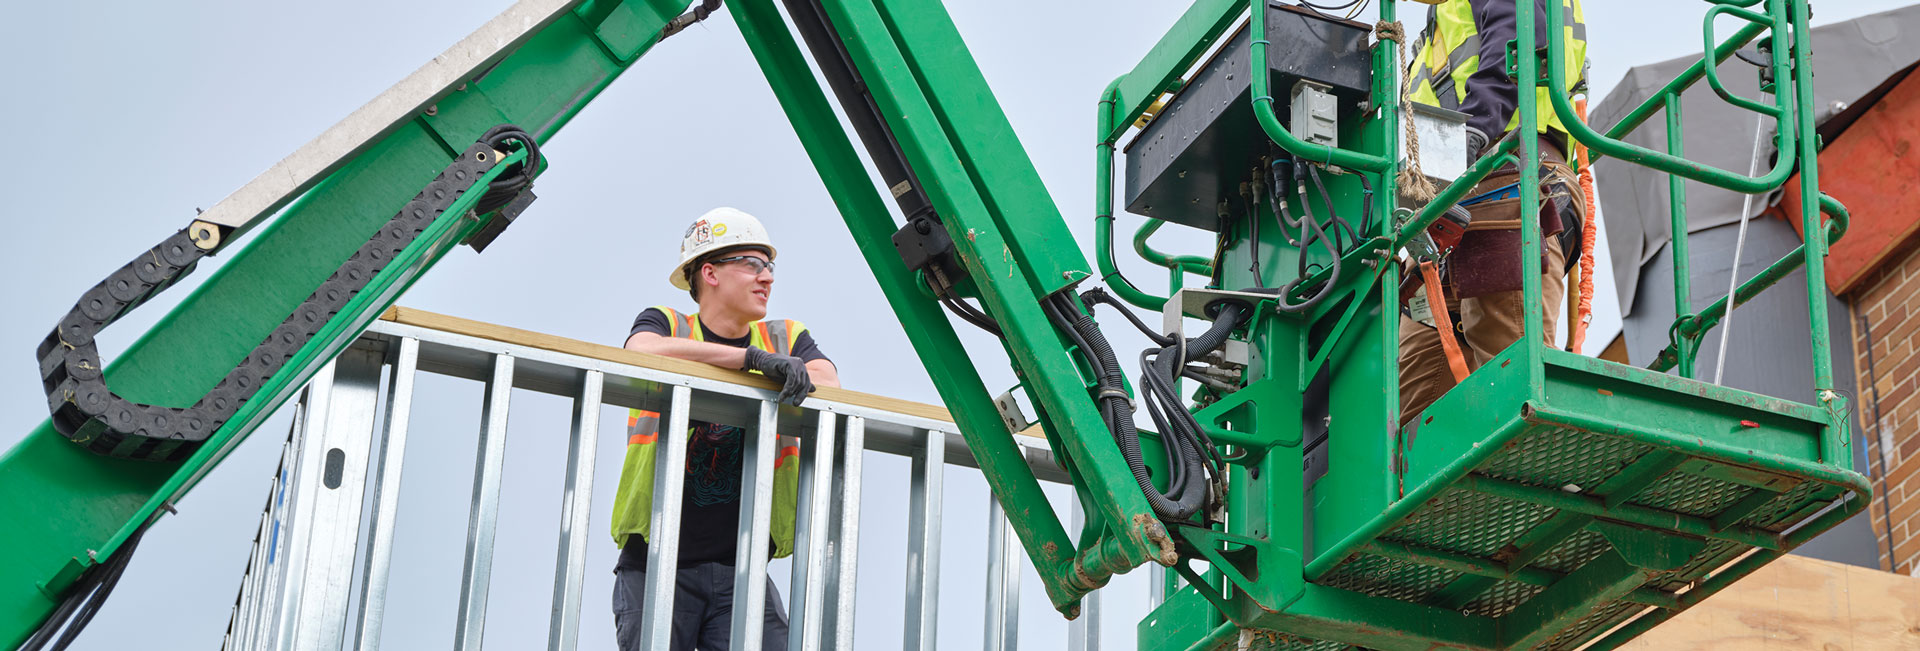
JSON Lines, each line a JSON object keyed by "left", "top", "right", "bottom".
{"left": 1398, "top": 153, "right": 1575, "bottom": 427}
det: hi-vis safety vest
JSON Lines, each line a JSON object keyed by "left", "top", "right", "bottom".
{"left": 1406, "top": 0, "right": 1588, "bottom": 141}
{"left": 610, "top": 306, "right": 806, "bottom": 559}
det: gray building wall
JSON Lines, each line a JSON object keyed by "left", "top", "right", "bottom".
{"left": 1622, "top": 218, "right": 1877, "bottom": 567}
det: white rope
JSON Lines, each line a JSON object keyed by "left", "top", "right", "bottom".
{"left": 1712, "top": 112, "right": 1771, "bottom": 385}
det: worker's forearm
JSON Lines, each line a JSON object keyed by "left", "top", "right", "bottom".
{"left": 807, "top": 359, "right": 841, "bottom": 389}
{"left": 624, "top": 333, "right": 748, "bottom": 369}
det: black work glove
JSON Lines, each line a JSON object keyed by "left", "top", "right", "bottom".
{"left": 743, "top": 346, "right": 815, "bottom": 406}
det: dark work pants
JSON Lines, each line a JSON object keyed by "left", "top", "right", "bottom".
{"left": 613, "top": 563, "right": 790, "bottom": 651}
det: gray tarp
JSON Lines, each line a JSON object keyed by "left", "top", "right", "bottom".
{"left": 1594, "top": 4, "right": 1920, "bottom": 315}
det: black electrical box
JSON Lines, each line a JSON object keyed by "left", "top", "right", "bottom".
{"left": 1123, "top": 3, "right": 1373, "bottom": 232}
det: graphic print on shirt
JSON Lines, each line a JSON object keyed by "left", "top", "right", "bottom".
{"left": 686, "top": 422, "right": 745, "bottom": 507}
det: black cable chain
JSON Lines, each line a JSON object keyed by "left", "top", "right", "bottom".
{"left": 39, "top": 132, "right": 531, "bottom": 462}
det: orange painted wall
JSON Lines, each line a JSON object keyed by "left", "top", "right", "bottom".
{"left": 1782, "top": 71, "right": 1920, "bottom": 295}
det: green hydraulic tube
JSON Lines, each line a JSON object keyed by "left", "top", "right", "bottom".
{"left": 1246, "top": 0, "right": 1391, "bottom": 174}
{"left": 1093, "top": 102, "right": 1174, "bottom": 312}
{"left": 1094, "top": 76, "right": 1215, "bottom": 313}
{"left": 1133, "top": 221, "right": 1213, "bottom": 276}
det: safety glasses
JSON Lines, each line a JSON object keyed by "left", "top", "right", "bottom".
{"left": 710, "top": 255, "right": 776, "bottom": 276}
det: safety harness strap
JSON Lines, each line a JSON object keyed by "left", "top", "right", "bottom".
{"left": 1421, "top": 260, "right": 1471, "bottom": 383}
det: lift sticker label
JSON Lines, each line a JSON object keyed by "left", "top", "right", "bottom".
{"left": 687, "top": 219, "right": 713, "bottom": 246}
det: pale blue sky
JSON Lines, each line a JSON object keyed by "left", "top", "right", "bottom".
{"left": 2, "top": 1, "right": 1912, "bottom": 649}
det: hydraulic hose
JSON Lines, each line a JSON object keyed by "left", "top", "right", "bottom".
{"left": 1048, "top": 294, "right": 1211, "bottom": 521}
{"left": 1082, "top": 287, "right": 1176, "bottom": 347}
{"left": 1271, "top": 163, "right": 1345, "bottom": 314}
{"left": 1135, "top": 300, "right": 1251, "bottom": 519}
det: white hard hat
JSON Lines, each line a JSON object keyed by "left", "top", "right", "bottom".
{"left": 669, "top": 207, "right": 778, "bottom": 290}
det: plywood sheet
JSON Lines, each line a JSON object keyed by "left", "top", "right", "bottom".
{"left": 1623, "top": 555, "right": 1920, "bottom": 649}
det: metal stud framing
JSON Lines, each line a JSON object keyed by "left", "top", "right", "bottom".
{"left": 985, "top": 496, "right": 1021, "bottom": 651}
{"left": 222, "top": 318, "right": 1079, "bottom": 651}
{"left": 548, "top": 369, "right": 603, "bottom": 651}
{"left": 454, "top": 353, "right": 516, "bottom": 650}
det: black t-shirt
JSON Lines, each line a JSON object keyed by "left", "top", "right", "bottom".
{"left": 618, "top": 308, "right": 832, "bottom": 571}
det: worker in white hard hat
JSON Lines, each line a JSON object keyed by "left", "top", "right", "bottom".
{"left": 608, "top": 207, "right": 838, "bottom": 651}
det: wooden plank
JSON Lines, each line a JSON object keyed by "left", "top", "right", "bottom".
{"left": 377, "top": 306, "right": 1006, "bottom": 434}
{"left": 1780, "top": 72, "right": 1920, "bottom": 295}
{"left": 1622, "top": 554, "right": 1920, "bottom": 649}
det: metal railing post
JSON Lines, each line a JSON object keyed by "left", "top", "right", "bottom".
{"left": 274, "top": 346, "right": 385, "bottom": 651}
{"left": 732, "top": 400, "right": 783, "bottom": 650}
{"left": 823, "top": 416, "right": 867, "bottom": 650}
{"left": 454, "top": 353, "right": 516, "bottom": 650}
{"left": 547, "top": 369, "right": 603, "bottom": 651}
{"left": 902, "top": 429, "right": 945, "bottom": 651}
{"left": 985, "top": 496, "right": 1020, "bottom": 651}
{"left": 353, "top": 337, "right": 419, "bottom": 650}
{"left": 790, "top": 411, "right": 840, "bottom": 651}
{"left": 640, "top": 385, "right": 695, "bottom": 648}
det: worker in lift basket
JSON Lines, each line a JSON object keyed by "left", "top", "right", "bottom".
{"left": 609, "top": 207, "right": 839, "bottom": 650}
{"left": 1398, "top": 0, "right": 1591, "bottom": 426}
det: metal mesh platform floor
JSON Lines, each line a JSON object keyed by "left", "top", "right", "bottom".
{"left": 1309, "top": 420, "right": 1862, "bottom": 651}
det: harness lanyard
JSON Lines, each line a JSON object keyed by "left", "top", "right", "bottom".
{"left": 1421, "top": 260, "right": 1471, "bottom": 383}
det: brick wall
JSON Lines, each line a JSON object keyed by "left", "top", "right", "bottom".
{"left": 1848, "top": 234, "right": 1920, "bottom": 575}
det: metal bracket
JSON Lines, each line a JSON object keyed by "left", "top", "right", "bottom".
{"left": 992, "top": 388, "right": 1034, "bottom": 435}
{"left": 1161, "top": 288, "right": 1275, "bottom": 339}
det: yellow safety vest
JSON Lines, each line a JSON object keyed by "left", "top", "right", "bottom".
{"left": 609, "top": 306, "right": 806, "bottom": 559}
{"left": 1405, "top": 0, "right": 1588, "bottom": 143}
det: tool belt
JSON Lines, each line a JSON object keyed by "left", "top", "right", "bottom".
{"left": 1399, "top": 151, "right": 1587, "bottom": 321}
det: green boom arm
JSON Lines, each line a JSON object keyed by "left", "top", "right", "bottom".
{"left": 2, "top": 0, "right": 1186, "bottom": 643}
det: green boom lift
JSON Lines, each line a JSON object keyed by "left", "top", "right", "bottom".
{"left": 2, "top": 0, "right": 1865, "bottom": 649}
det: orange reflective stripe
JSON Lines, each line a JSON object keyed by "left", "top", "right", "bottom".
{"left": 628, "top": 409, "right": 661, "bottom": 446}
{"left": 754, "top": 322, "right": 772, "bottom": 350}
{"left": 776, "top": 446, "right": 800, "bottom": 465}
{"left": 659, "top": 307, "right": 678, "bottom": 337}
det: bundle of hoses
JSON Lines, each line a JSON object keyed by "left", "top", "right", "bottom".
{"left": 1269, "top": 162, "right": 1354, "bottom": 314}
{"left": 475, "top": 124, "right": 542, "bottom": 214}
{"left": 1048, "top": 292, "right": 1250, "bottom": 522}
